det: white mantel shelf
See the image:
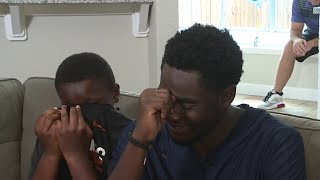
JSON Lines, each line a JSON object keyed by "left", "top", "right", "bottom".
{"left": 1, "top": 0, "right": 153, "bottom": 40}
{"left": 0, "top": 0, "right": 152, "bottom": 4}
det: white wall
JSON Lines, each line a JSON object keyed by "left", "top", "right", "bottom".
{"left": 148, "top": 0, "right": 179, "bottom": 87}
{"left": 0, "top": 2, "right": 317, "bottom": 100}
{"left": 0, "top": 2, "right": 179, "bottom": 94}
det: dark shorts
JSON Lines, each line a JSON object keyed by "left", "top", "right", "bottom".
{"left": 295, "top": 29, "right": 319, "bottom": 62}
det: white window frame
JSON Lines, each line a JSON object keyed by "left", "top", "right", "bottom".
{"left": 178, "top": 0, "right": 292, "bottom": 54}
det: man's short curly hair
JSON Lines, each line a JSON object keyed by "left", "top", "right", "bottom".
{"left": 55, "top": 52, "right": 115, "bottom": 89}
{"left": 162, "top": 23, "right": 243, "bottom": 91}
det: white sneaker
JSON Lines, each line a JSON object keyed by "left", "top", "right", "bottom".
{"left": 257, "top": 90, "right": 285, "bottom": 110}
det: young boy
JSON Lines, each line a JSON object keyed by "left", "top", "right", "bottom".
{"left": 29, "top": 52, "right": 132, "bottom": 180}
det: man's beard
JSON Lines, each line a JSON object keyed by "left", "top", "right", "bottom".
{"left": 170, "top": 124, "right": 215, "bottom": 146}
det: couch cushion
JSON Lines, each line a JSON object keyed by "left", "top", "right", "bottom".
{"left": 21, "top": 77, "right": 60, "bottom": 180}
{"left": 115, "top": 91, "right": 139, "bottom": 120}
{"left": 270, "top": 111, "right": 320, "bottom": 180}
{"left": 20, "top": 81, "right": 320, "bottom": 180}
{"left": 0, "top": 78, "right": 23, "bottom": 180}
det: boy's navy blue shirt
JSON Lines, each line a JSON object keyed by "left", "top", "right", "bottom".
{"left": 110, "top": 105, "right": 307, "bottom": 180}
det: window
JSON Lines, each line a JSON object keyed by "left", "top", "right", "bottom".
{"left": 179, "top": 0, "right": 293, "bottom": 49}
{"left": 275, "top": 0, "right": 293, "bottom": 31}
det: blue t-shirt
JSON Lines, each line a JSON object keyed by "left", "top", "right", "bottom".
{"left": 110, "top": 105, "right": 307, "bottom": 180}
{"left": 292, "top": 0, "right": 319, "bottom": 34}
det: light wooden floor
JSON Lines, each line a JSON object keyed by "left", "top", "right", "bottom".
{"left": 233, "top": 94, "right": 318, "bottom": 119}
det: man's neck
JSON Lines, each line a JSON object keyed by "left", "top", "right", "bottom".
{"left": 192, "top": 106, "right": 245, "bottom": 157}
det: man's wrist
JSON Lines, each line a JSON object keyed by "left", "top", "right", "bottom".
{"left": 131, "top": 128, "right": 155, "bottom": 145}
{"left": 128, "top": 133, "right": 152, "bottom": 151}
{"left": 290, "top": 34, "right": 302, "bottom": 42}
{"left": 293, "top": 37, "right": 303, "bottom": 42}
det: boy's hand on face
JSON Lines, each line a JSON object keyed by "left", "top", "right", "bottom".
{"left": 56, "top": 105, "right": 93, "bottom": 164}
{"left": 34, "top": 108, "right": 62, "bottom": 159}
{"left": 133, "top": 88, "right": 174, "bottom": 144}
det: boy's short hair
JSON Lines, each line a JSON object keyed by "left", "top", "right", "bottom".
{"left": 55, "top": 52, "right": 115, "bottom": 89}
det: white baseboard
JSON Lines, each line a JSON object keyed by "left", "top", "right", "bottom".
{"left": 237, "top": 83, "right": 318, "bottom": 102}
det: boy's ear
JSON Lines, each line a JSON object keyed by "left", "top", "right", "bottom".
{"left": 112, "top": 83, "right": 120, "bottom": 103}
{"left": 222, "top": 85, "right": 236, "bottom": 111}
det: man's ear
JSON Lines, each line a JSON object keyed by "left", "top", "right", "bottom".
{"left": 112, "top": 83, "right": 120, "bottom": 103}
{"left": 222, "top": 85, "right": 236, "bottom": 110}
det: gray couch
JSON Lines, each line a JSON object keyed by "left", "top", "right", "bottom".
{"left": 1, "top": 77, "right": 320, "bottom": 180}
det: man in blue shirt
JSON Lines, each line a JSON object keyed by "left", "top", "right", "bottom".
{"left": 109, "top": 24, "right": 307, "bottom": 180}
{"left": 258, "top": 0, "right": 319, "bottom": 110}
